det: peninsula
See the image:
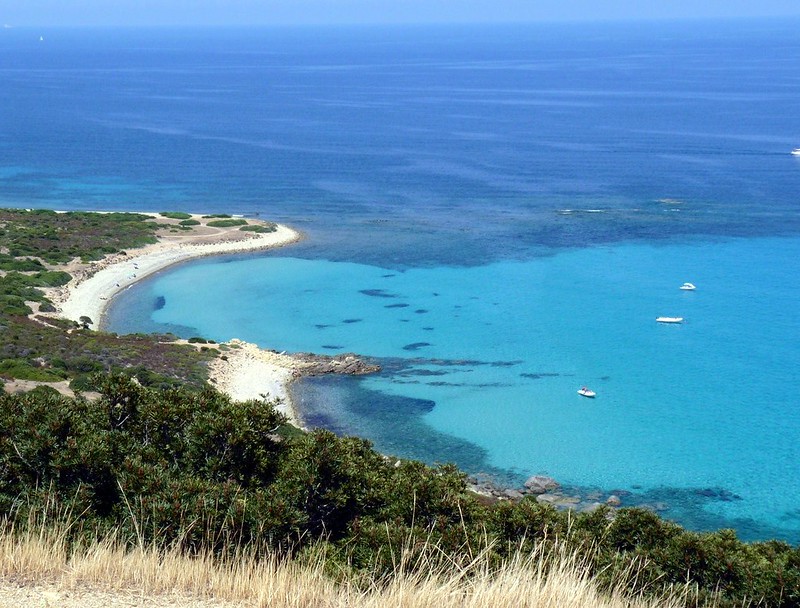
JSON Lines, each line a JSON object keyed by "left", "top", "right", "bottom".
{"left": 0, "top": 209, "right": 377, "bottom": 422}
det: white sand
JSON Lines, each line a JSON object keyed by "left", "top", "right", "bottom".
{"left": 207, "top": 339, "right": 302, "bottom": 425}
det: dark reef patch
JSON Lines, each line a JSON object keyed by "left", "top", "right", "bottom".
{"left": 321, "top": 345, "right": 345, "bottom": 350}
{"left": 521, "top": 372, "right": 561, "bottom": 380}
{"left": 414, "top": 309, "right": 428, "bottom": 314}
{"left": 385, "top": 303, "right": 409, "bottom": 309}
{"left": 694, "top": 487, "right": 742, "bottom": 502}
{"left": 402, "top": 342, "right": 432, "bottom": 351}
{"left": 394, "top": 368, "right": 450, "bottom": 378}
{"left": 153, "top": 295, "right": 166, "bottom": 311}
{"left": 292, "top": 375, "right": 510, "bottom": 484}
{"left": 360, "top": 289, "right": 399, "bottom": 298}
{"left": 342, "top": 318, "right": 363, "bottom": 324}
{"left": 490, "top": 360, "right": 523, "bottom": 367}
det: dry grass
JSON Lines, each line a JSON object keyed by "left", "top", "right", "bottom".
{"left": 0, "top": 522, "right": 686, "bottom": 608}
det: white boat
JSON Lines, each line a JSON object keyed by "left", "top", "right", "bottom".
{"left": 577, "top": 387, "right": 596, "bottom": 398}
{"left": 679, "top": 282, "right": 696, "bottom": 291}
{"left": 656, "top": 316, "right": 684, "bottom": 323}
{"left": 792, "top": 148, "right": 800, "bottom": 156}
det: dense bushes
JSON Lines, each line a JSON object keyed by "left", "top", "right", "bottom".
{"left": 1, "top": 376, "right": 799, "bottom": 606}
{"left": 0, "top": 271, "right": 71, "bottom": 315}
{"left": 207, "top": 219, "right": 248, "bottom": 227}
{"left": 240, "top": 223, "right": 277, "bottom": 233}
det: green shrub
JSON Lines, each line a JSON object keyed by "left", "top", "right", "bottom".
{"left": 0, "top": 359, "right": 65, "bottom": 381}
{"left": 201, "top": 214, "right": 232, "bottom": 219}
{"left": 68, "top": 375, "right": 96, "bottom": 392}
{"left": 206, "top": 219, "right": 248, "bottom": 228}
{"left": 0, "top": 255, "right": 45, "bottom": 272}
{"left": 239, "top": 223, "right": 277, "bottom": 233}
{"left": 159, "top": 212, "right": 193, "bottom": 220}
{"left": 30, "top": 270, "right": 72, "bottom": 287}
{"left": 0, "top": 297, "right": 32, "bottom": 316}
{"left": 179, "top": 219, "right": 201, "bottom": 226}
{"left": 26, "top": 384, "right": 62, "bottom": 397}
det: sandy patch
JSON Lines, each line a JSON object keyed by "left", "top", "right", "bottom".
{"left": 207, "top": 339, "right": 302, "bottom": 426}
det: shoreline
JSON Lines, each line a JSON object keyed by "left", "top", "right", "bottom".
{"left": 41, "top": 213, "right": 305, "bottom": 424}
{"left": 54, "top": 218, "right": 301, "bottom": 329}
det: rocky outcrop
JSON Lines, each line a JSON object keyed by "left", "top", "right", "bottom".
{"left": 467, "top": 472, "right": 634, "bottom": 516}
{"left": 290, "top": 352, "right": 381, "bottom": 376}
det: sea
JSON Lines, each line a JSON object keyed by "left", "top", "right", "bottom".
{"left": 2, "top": 19, "right": 800, "bottom": 543}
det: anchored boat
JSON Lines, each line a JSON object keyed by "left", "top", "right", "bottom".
{"left": 577, "top": 387, "right": 596, "bottom": 398}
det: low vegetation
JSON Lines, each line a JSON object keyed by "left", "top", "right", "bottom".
{"left": 0, "top": 208, "right": 159, "bottom": 264}
{"left": 159, "top": 211, "right": 193, "bottom": 220}
{"left": 0, "top": 314, "right": 217, "bottom": 390}
{"left": 206, "top": 218, "right": 249, "bottom": 228}
{"left": 240, "top": 223, "right": 277, "bottom": 233}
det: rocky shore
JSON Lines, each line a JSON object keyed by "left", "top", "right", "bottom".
{"left": 468, "top": 474, "right": 672, "bottom": 516}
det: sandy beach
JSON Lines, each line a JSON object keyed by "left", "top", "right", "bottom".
{"left": 206, "top": 339, "right": 302, "bottom": 423}
{"left": 41, "top": 213, "right": 304, "bottom": 422}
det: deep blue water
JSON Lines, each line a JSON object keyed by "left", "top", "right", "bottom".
{"left": 3, "top": 20, "right": 800, "bottom": 542}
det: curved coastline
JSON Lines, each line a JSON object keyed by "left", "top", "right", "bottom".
{"left": 46, "top": 214, "right": 305, "bottom": 424}
{"left": 56, "top": 222, "right": 301, "bottom": 329}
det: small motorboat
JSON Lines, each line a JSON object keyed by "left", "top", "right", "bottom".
{"left": 656, "top": 316, "right": 684, "bottom": 323}
{"left": 577, "top": 387, "right": 596, "bottom": 398}
{"left": 791, "top": 148, "right": 800, "bottom": 156}
{"left": 679, "top": 282, "right": 696, "bottom": 291}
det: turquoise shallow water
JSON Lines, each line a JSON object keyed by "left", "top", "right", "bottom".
{"left": 109, "top": 236, "right": 800, "bottom": 541}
